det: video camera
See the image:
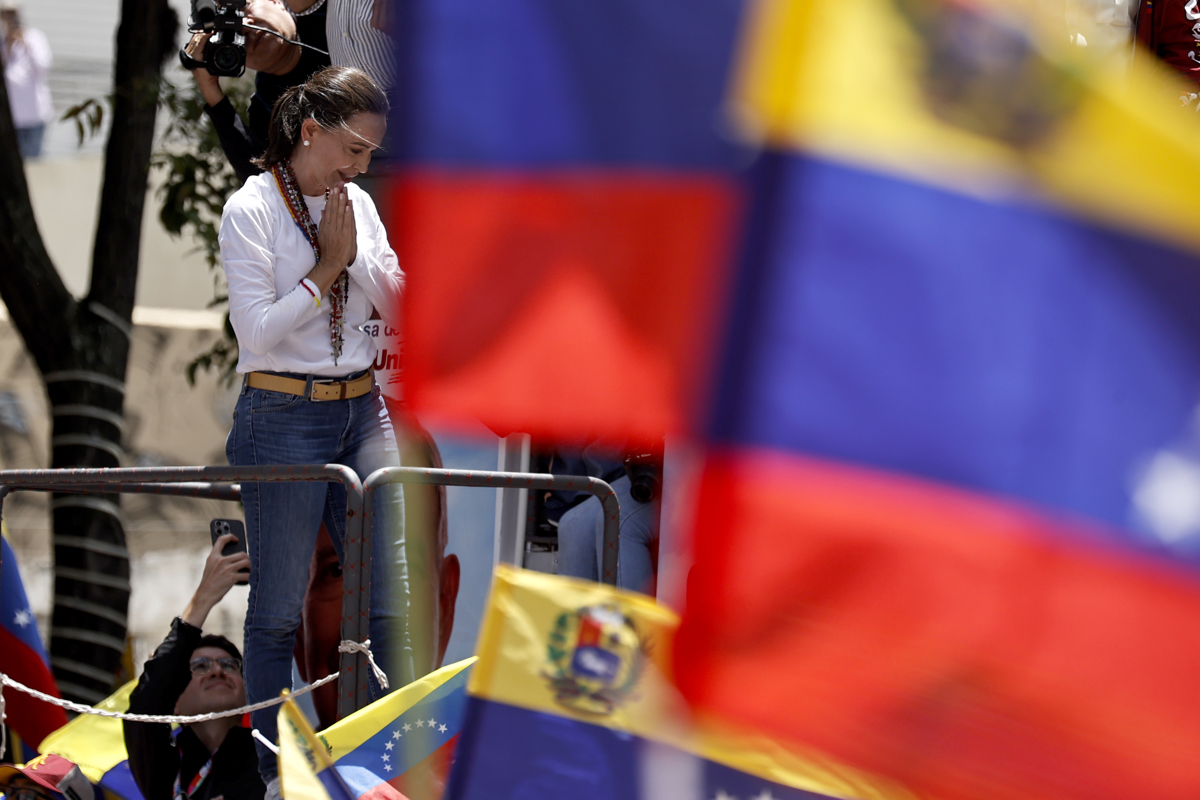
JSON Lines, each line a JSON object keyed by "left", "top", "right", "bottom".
{"left": 181, "top": 0, "right": 247, "bottom": 78}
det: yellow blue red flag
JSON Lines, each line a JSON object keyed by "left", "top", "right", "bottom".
{"left": 2, "top": 530, "right": 68, "bottom": 749}
{"left": 673, "top": 2, "right": 1200, "bottom": 800}
{"left": 319, "top": 658, "right": 475, "bottom": 800}
{"left": 445, "top": 565, "right": 921, "bottom": 800}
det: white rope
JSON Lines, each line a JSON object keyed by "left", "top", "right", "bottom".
{"left": 338, "top": 639, "right": 389, "bottom": 690}
{"left": 0, "top": 638, "right": 387, "bottom": 727}
{"left": 0, "top": 671, "right": 338, "bottom": 725}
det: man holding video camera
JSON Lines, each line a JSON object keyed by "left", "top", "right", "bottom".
{"left": 184, "top": 0, "right": 329, "bottom": 182}
{"left": 123, "top": 533, "right": 263, "bottom": 800}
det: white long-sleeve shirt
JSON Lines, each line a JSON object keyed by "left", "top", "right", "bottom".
{"left": 2, "top": 27, "right": 52, "bottom": 128}
{"left": 219, "top": 171, "right": 404, "bottom": 377}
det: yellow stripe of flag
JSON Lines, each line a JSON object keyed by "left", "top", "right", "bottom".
{"left": 732, "top": 0, "right": 1200, "bottom": 255}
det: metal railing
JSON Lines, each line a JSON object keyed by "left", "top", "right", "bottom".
{"left": 351, "top": 466, "right": 621, "bottom": 709}
{"left": 0, "top": 464, "right": 620, "bottom": 718}
{"left": 0, "top": 466, "right": 364, "bottom": 715}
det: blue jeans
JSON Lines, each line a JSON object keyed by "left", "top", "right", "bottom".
{"left": 16, "top": 125, "right": 44, "bottom": 159}
{"left": 557, "top": 475, "right": 658, "bottom": 593}
{"left": 226, "top": 375, "right": 408, "bottom": 782}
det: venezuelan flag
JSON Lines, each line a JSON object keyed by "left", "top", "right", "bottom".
{"left": 38, "top": 681, "right": 144, "bottom": 800}
{"left": 673, "top": 2, "right": 1200, "bottom": 800}
{"left": 393, "top": 0, "right": 746, "bottom": 445}
{"left": 446, "top": 565, "right": 924, "bottom": 800}
{"left": 320, "top": 658, "right": 474, "bottom": 800}
{"left": 2, "top": 531, "right": 68, "bottom": 749}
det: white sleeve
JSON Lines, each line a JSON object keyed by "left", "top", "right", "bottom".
{"left": 345, "top": 188, "right": 405, "bottom": 328}
{"left": 221, "top": 196, "right": 323, "bottom": 357}
{"left": 26, "top": 30, "right": 51, "bottom": 74}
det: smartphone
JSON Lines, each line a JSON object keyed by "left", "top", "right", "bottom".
{"left": 209, "top": 518, "right": 250, "bottom": 585}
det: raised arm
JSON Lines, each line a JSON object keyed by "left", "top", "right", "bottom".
{"left": 183, "top": 533, "right": 251, "bottom": 629}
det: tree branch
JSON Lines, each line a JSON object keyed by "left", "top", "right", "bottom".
{"left": 88, "top": 0, "right": 177, "bottom": 319}
{"left": 0, "top": 57, "right": 76, "bottom": 371}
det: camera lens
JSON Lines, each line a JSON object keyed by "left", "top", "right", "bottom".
{"left": 193, "top": 0, "right": 218, "bottom": 24}
{"left": 211, "top": 43, "right": 241, "bottom": 73}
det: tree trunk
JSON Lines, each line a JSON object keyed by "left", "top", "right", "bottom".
{"left": 0, "top": 0, "right": 176, "bottom": 703}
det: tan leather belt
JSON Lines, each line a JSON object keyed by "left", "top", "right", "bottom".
{"left": 246, "top": 371, "right": 374, "bottom": 402}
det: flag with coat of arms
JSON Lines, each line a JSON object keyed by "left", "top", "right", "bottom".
{"left": 444, "top": 565, "right": 923, "bottom": 800}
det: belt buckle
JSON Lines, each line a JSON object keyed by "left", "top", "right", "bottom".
{"left": 309, "top": 379, "right": 334, "bottom": 402}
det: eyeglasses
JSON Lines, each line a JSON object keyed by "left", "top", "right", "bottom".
{"left": 188, "top": 656, "right": 243, "bottom": 676}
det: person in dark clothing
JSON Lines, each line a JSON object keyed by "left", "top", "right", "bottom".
{"left": 185, "top": 0, "right": 330, "bottom": 182}
{"left": 122, "top": 534, "right": 264, "bottom": 800}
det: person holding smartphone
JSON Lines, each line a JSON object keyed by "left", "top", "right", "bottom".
{"left": 122, "top": 534, "right": 263, "bottom": 800}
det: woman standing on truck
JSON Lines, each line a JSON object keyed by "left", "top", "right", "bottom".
{"left": 218, "top": 65, "right": 407, "bottom": 795}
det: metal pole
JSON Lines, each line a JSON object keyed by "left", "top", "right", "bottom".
{"left": 493, "top": 434, "right": 531, "bottom": 567}
{"left": 14, "top": 482, "right": 242, "bottom": 501}
{"left": 352, "top": 465, "right": 619, "bottom": 705}
{"left": 335, "top": 472, "right": 367, "bottom": 719}
{"left": 363, "top": 466, "right": 621, "bottom": 583}
{"left": 0, "top": 465, "right": 621, "bottom": 721}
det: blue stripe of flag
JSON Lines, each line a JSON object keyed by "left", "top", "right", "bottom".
{"left": 711, "top": 151, "right": 1200, "bottom": 565}
{"left": 2, "top": 537, "right": 49, "bottom": 661}
{"left": 446, "top": 697, "right": 837, "bottom": 800}
{"left": 394, "top": 0, "right": 746, "bottom": 168}
{"left": 334, "top": 668, "right": 468, "bottom": 777}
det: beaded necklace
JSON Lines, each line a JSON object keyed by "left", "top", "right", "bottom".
{"left": 272, "top": 159, "right": 348, "bottom": 364}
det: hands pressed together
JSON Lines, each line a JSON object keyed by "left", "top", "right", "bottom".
{"left": 307, "top": 183, "right": 358, "bottom": 296}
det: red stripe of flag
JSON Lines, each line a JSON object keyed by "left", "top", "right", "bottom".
{"left": 0, "top": 625, "right": 68, "bottom": 748}
{"left": 675, "top": 449, "right": 1200, "bottom": 800}
{"left": 395, "top": 170, "right": 739, "bottom": 445}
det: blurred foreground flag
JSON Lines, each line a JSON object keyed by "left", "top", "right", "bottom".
{"left": 674, "top": 2, "right": 1200, "bottom": 800}
{"left": 39, "top": 681, "right": 144, "bottom": 800}
{"left": 446, "top": 566, "right": 922, "bottom": 800}
{"left": 393, "top": 0, "right": 745, "bottom": 444}
{"left": 2, "top": 532, "right": 68, "bottom": 749}
{"left": 319, "top": 658, "right": 474, "bottom": 800}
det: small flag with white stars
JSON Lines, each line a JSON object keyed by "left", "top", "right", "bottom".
{"left": 318, "top": 658, "right": 475, "bottom": 800}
